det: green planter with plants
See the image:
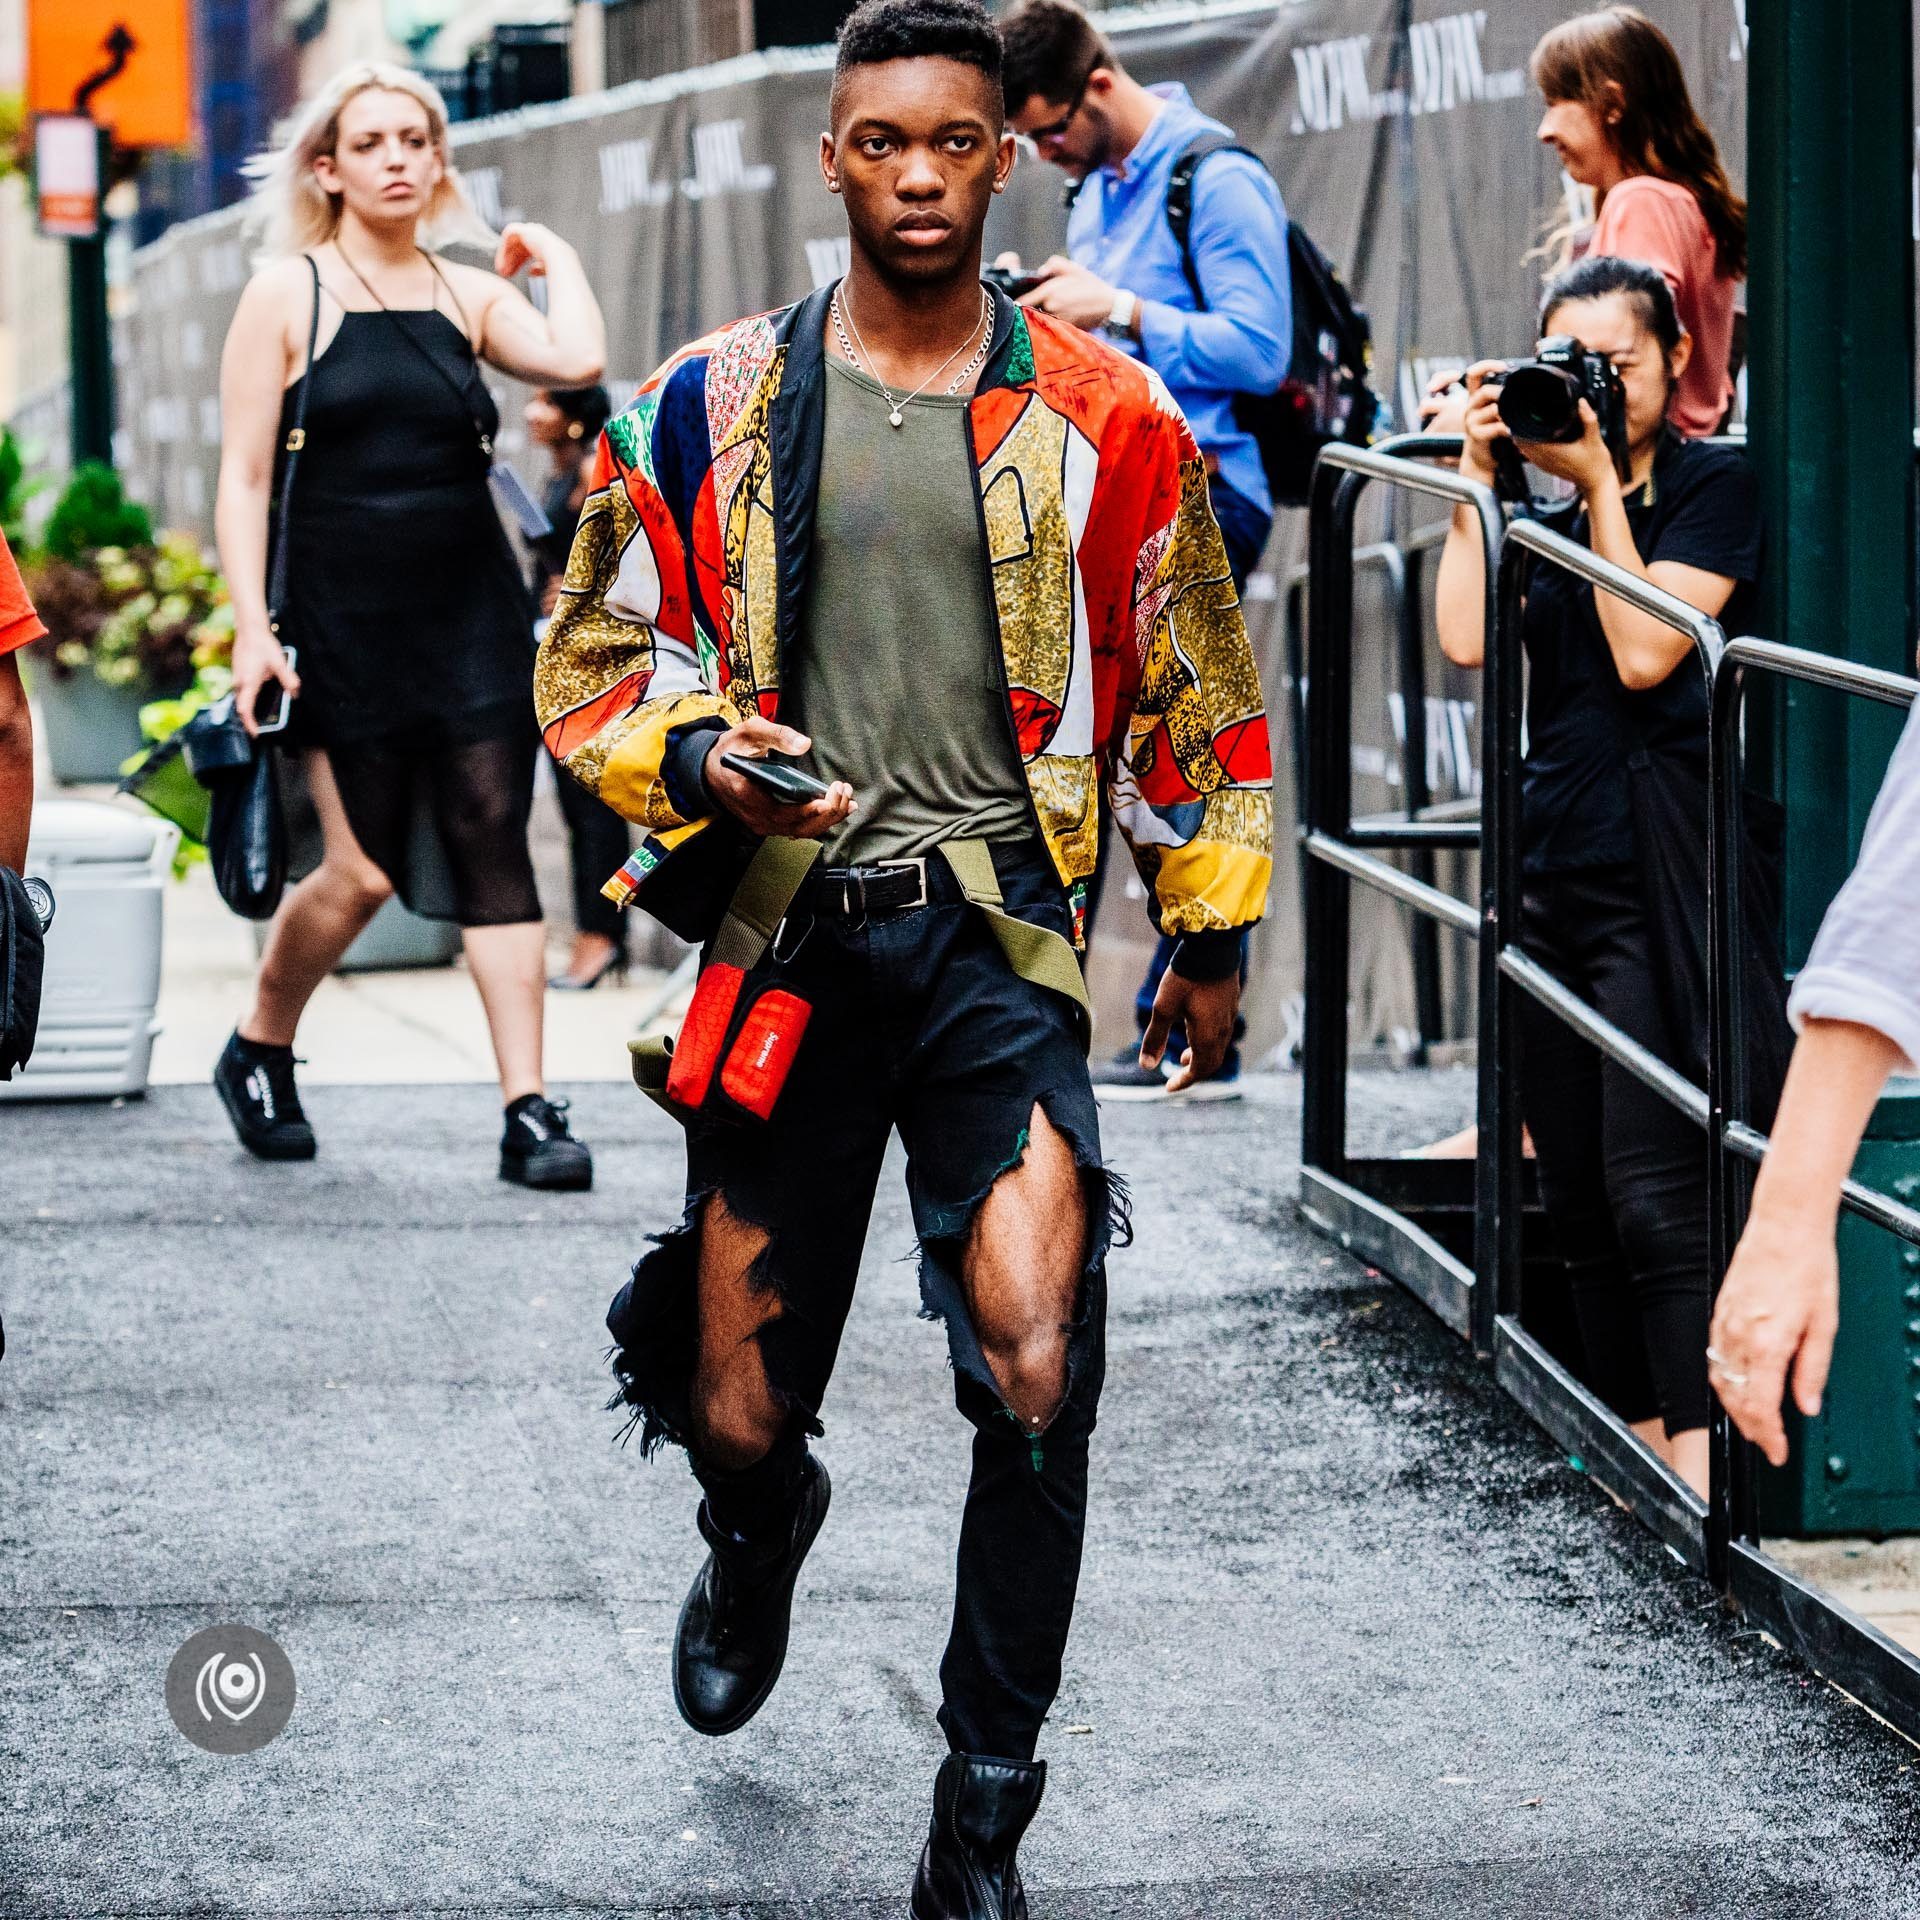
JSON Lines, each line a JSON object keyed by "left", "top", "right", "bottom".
{"left": 21, "top": 463, "right": 219, "bottom": 783}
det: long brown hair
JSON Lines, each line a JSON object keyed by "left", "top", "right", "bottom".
{"left": 1531, "top": 7, "right": 1747, "bottom": 279}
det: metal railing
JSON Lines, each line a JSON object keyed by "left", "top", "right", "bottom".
{"left": 1706, "top": 638, "right": 1920, "bottom": 1732}
{"left": 1302, "top": 435, "right": 1920, "bottom": 1741}
{"left": 1302, "top": 437, "right": 1500, "bottom": 1349}
{"left": 1282, "top": 515, "right": 1458, "bottom": 1060}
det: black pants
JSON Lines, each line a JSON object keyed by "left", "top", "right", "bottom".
{"left": 550, "top": 749, "right": 631, "bottom": 948}
{"left": 1516, "top": 864, "right": 1710, "bottom": 1435}
{"left": 605, "top": 840, "right": 1122, "bottom": 1760}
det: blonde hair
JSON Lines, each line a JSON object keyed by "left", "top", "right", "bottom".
{"left": 242, "top": 63, "right": 495, "bottom": 260}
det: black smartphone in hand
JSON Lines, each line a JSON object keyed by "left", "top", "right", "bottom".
{"left": 721, "top": 751, "right": 833, "bottom": 806}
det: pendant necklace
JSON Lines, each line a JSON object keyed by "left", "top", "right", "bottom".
{"left": 831, "top": 285, "right": 993, "bottom": 427}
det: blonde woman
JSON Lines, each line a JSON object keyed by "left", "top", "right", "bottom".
{"left": 213, "top": 64, "right": 606, "bottom": 1185}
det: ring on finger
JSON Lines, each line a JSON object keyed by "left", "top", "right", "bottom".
{"left": 1705, "top": 1344, "right": 1751, "bottom": 1389}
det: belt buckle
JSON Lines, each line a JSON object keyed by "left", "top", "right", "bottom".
{"left": 873, "top": 857, "right": 929, "bottom": 911}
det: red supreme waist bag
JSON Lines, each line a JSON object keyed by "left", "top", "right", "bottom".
{"left": 663, "top": 961, "right": 813, "bottom": 1123}
{"left": 631, "top": 837, "right": 822, "bottom": 1127}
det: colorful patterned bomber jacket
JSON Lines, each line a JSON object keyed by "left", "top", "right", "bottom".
{"left": 534, "top": 283, "right": 1272, "bottom": 965}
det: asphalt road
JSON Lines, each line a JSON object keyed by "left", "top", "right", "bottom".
{"left": 3, "top": 1070, "right": 1917, "bottom": 1918}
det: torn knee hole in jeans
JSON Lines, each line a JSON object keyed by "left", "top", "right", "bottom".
{"left": 603, "top": 1182, "right": 825, "bottom": 1458}
{"left": 914, "top": 1094, "right": 1130, "bottom": 1455}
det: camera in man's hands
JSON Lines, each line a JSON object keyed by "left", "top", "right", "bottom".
{"left": 983, "top": 264, "right": 1045, "bottom": 299}
{"left": 1494, "top": 336, "right": 1632, "bottom": 482}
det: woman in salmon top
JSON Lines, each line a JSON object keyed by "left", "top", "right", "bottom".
{"left": 1532, "top": 6, "right": 1746, "bottom": 438}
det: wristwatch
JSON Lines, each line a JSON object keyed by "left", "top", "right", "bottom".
{"left": 1104, "top": 289, "right": 1138, "bottom": 338}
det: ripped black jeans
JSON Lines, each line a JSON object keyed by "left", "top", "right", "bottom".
{"left": 604, "top": 836, "right": 1124, "bottom": 1761}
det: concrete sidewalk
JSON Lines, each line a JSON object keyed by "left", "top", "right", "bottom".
{"left": 2, "top": 1072, "right": 1917, "bottom": 1918}
{"left": 147, "top": 804, "right": 681, "bottom": 1090}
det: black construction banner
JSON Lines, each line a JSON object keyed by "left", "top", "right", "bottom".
{"left": 116, "top": 0, "right": 1754, "bottom": 1058}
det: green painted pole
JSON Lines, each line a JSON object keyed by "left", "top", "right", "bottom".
{"left": 67, "top": 228, "right": 114, "bottom": 469}
{"left": 1746, "top": 0, "right": 1915, "bottom": 957}
{"left": 1746, "top": 1, "right": 1920, "bottom": 1535}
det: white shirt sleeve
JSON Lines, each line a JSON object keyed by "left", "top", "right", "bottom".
{"left": 1788, "top": 697, "right": 1920, "bottom": 1072}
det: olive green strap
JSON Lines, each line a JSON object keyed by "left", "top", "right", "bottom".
{"left": 629, "top": 1031, "right": 675, "bottom": 1110}
{"left": 938, "top": 839, "right": 1092, "bottom": 1052}
{"left": 710, "top": 835, "right": 823, "bottom": 971}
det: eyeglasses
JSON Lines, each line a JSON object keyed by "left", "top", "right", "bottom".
{"left": 1023, "top": 61, "right": 1100, "bottom": 146}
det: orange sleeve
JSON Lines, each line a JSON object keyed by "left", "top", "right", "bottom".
{"left": 0, "top": 532, "right": 44, "bottom": 657}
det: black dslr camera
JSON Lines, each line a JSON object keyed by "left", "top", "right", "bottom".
{"left": 982, "top": 264, "right": 1045, "bottom": 299}
{"left": 1493, "top": 336, "right": 1631, "bottom": 488}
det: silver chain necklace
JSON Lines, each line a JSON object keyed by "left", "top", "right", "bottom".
{"left": 831, "top": 285, "right": 993, "bottom": 427}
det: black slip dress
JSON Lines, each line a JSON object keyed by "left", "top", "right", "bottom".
{"left": 273, "top": 264, "right": 540, "bottom": 927}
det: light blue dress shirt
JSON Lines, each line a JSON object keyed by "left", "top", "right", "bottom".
{"left": 1065, "top": 84, "right": 1292, "bottom": 520}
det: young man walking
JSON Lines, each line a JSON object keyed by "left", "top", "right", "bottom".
{"left": 536, "top": 3, "right": 1270, "bottom": 1909}
{"left": 1001, "top": 0, "right": 1292, "bottom": 1100}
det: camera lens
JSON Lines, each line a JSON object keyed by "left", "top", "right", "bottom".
{"left": 1497, "top": 364, "right": 1583, "bottom": 443}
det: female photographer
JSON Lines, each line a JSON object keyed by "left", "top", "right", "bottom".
{"left": 213, "top": 63, "right": 606, "bottom": 1186}
{"left": 1532, "top": 5, "right": 1745, "bottom": 437}
{"left": 522, "top": 383, "right": 632, "bottom": 993}
{"left": 1433, "top": 255, "right": 1767, "bottom": 1495}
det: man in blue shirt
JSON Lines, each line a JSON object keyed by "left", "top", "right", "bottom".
{"left": 1001, "top": 0, "right": 1290, "bottom": 588}
{"left": 1001, "top": 0, "right": 1291, "bottom": 1094}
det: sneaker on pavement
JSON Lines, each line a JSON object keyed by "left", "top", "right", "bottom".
{"left": 213, "top": 1032, "right": 317, "bottom": 1161}
{"left": 1089, "top": 1044, "right": 1174, "bottom": 1101}
{"left": 500, "top": 1093, "right": 594, "bottom": 1190}
{"left": 1177, "top": 1058, "right": 1245, "bottom": 1103}
{"left": 1089, "top": 1042, "right": 1245, "bottom": 1105}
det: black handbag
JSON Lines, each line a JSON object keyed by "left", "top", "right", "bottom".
{"left": 186, "top": 700, "right": 288, "bottom": 920}
{"left": 120, "top": 258, "right": 319, "bottom": 917}
{"left": 1, "top": 864, "right": 52, "bottom": 1081}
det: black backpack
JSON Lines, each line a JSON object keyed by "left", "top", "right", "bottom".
{"left": 1166, "top": 134, "right": 1379, "bottom": 508}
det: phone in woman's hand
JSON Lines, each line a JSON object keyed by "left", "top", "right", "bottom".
{"left": 256, "top": 647, "right": 298, "bottom": 735}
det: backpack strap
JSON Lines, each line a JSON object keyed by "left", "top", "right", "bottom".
{"left": 1165, "top": 135, "right": 1268, "bottom": 312}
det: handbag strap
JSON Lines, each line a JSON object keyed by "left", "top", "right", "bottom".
{"left": 340, "top": 246, "right": 496, "bottom": 462}
{"left": 267, "top": 255, "right": 322, "bottom": 628}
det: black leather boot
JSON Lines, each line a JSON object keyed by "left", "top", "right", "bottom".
{"left": 910, "top": 1751, "right": 1047, "bottom": 1920}
{"left": 672, "top": 1453, "right": 829, "bottom": 1736}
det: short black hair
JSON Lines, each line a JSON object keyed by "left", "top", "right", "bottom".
{"left": 832, "top": 0, "right": 1004, "bottom": 118}
{"left": 1001, "top": 0, "right": 1114, "bottom": 111}
{"left": 549, "top": 384, "right": 612, "bottom": 439}
{"left": 1541, "top": 253, "right": 1683, "bottom": 358}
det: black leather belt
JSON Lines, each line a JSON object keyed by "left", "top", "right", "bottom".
{"left": 808, "top": 857, "right": 932, "bottom": 921}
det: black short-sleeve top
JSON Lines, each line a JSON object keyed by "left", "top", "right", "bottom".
{"left": 1520, "top": 432, "right": 1765, "bottom": 874}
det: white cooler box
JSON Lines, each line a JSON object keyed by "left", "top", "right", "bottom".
{"left": 0, "top": 800, "right": 177, "bottom": 1101}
